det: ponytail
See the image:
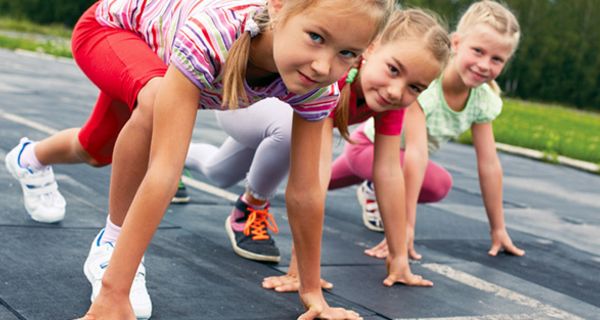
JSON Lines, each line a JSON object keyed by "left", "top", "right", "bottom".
{"left": 222, "top": 32, "right": 252, "bottom": 109}
{"left": 334, "top": 83, "right": 353, "bottom": 141}
{"left": 486, "top": 79, "right": 501, "bottom": 96}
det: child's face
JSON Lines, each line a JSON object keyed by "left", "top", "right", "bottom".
{"left": 452, "top": 25, "right": 514, "bottom": 88}
{"left": 271, "top": 4, "right": 376, "bottom": 95}
{"left": 360, "top": 39, "right": 441, "bottom": 112}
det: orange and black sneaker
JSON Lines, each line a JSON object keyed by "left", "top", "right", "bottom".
{"left": 225, "top": 197, "right": 280, "bottom": 263}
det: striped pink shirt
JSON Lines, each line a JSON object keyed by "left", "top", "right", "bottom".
{"left": 96, "top": 0, "right": 338, "bottom": 121}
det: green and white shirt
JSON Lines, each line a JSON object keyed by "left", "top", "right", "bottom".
{"left": 364, "top": 77, "right": 502, "bottom": 153}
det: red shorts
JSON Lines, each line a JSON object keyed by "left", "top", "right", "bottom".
{"left": 73, "top": 2, "right": 167, "bottom": 165}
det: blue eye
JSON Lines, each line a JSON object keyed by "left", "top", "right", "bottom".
{"left": 340, "top": 50, "right": 357, "bottom": 59}
{"left": 388, "top": 65, "right": 399, "bottom": 76}
{"left": 308, "top": 32, "right": 324, "bottom": 44}
{"left": 409, "top": 85, "right": 422, "bottom": 94}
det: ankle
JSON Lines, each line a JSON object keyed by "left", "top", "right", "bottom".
{"left": 241, "top": 192, "right": 267, "bottom": 208}
{"left": 20, "top": 142, "right": 46, "bottom": 171}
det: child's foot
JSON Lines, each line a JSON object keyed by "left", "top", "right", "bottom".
{"left": 83, "top": 229, "right": 152, "bottom": 320}
{"left": 225, "top": 197, "right": 280, "bottom": 262}
{"left": 5, "top": 137, "right": 66, "bottom": 223}
{"left": 356, "top": 181, "right": 383, "bottom": 232}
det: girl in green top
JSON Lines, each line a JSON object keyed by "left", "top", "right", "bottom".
{"left": 360, "top": 0, "right": 526, "bottom": 260}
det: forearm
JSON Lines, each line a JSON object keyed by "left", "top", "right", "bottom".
{"left": 102, "top": 168, "right": 179, "bottom": 293}
{"left": 286, "top": 186, "right": 325, "bottom": 293}
{"left": 402, "top": 150, "right": 428, "bottom": 228}
{"left": 479, "top": 160, "right": 505, "bottom": 231}
{"left": 373, "top": 173, "right": 407, "bottom": 258}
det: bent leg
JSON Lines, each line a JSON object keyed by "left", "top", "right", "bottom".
{"left": 417, "top": 160, "right": 453, "bottom": 203}
{"left": 329, "top": 123, "right": 375, "bottom": 190}
{"left": 218, "top": 98, "right": 294, "bottom": 200}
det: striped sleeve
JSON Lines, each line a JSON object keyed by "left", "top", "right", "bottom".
{"left": 171, "top": 7, "right": 244, "bottom": 90}
{"left": 282, "top": 84, "right": 340, "bottom": 121}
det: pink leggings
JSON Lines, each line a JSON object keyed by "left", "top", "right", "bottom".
{"left": 329, "top": 123, "right": 452, "bottom": 203}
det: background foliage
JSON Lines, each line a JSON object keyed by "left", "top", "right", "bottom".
{"left": 405, "top": 0, "right": 600, "bottom": 111}
{"left": 0, "top": 0, "right": 599, "bottom": 110}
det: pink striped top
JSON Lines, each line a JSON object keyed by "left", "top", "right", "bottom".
{"left": 95, "top": 0, "right": 338, "bottom": 121}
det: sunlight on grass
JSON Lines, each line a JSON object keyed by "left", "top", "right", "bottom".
{"left": 0, "top": 17, "right": 71, "bottom": 38}
{"left": 459, "top": 99, "right": 600, "bottom": 164}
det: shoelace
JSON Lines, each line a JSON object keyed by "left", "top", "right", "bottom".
{"left": 243, "top": 207, "right": 279, "bottom": 240}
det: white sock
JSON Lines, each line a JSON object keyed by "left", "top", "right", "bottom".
{"left": 19, "top": 142, "right": 46, "bottom": 171}
{"left": 102, "top": 216, "right": 122, "bottom": 244}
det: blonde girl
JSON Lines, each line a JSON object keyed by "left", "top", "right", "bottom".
{"left": 10, "top": 0, "right": 399, "bottom": 319}
{"left": 357, "top": 0, "right": 526, "bottom": 261}
{"left": 186, "top": 9, "right": 451, "bottom": 291}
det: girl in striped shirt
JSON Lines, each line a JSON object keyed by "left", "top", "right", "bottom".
{"left": 185, "top": 9, "right": 452, "bottom": 292}
{"left": 44, "top": 0, "right": 396, "bottom": 319}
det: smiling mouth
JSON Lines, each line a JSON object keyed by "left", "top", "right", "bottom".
{"left": 376, "top": 93, "right": 392, "bottom": 106}
{"left": 471, "top": 70, "right": 488, "bottom": 80}
{"left": 298, "top": 71, "right": 318, "bottom": 84}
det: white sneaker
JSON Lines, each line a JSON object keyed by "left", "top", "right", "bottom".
{"left": 356, "top": 181, "right": 384, "bottom": 232}
{"left": 83, "top": 229, "right": 153, "bottom": 319}
{"left": 5, "top": 137, "right": 66, "bottom": 223}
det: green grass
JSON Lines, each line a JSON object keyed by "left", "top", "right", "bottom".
{"left": 0, "top": 34, "right": 71, "bottom": 57}
{"left": 0, "top": 17, "right": 71, "bottom": 38}
{"left": 0, "top": 17, "right": 71, "bottom": 58}
{"left": 458, "top": 98, "right": 600, "bottom": 165}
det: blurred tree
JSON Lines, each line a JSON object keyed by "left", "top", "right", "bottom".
{"left": 403, "top": 0, "right": 600, "bottom": 110}
{"left": 0, "top": 0, "right": 598, "bottom": 110}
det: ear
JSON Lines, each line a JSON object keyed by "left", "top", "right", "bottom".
{"left": 450, "top": 33, "right": 460, "bottom": 53}
{"left": 362, "top": 40, "right": 380, "bottom": 60}
{"left": 268, "top": 0, "right": 284, "bottom": 15}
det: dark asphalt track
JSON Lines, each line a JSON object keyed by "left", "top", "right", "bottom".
{"left": 1, "top": 49, "right": 599, "bottom": 320}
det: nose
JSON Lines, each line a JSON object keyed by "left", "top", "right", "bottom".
{"left": 310, "top": 52, "right": 333, "bottom": 77}
{"left": 387, "top": 80, "right": 405, "bottom": 102}
{"left": 476, "top": 58, "right": 491, "bottom": 72}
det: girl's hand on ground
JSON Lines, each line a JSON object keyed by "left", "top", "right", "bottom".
{"left": 364, "top": 237, "right": 423, "bottom": 261}
{"left": 298, "top": 291, "right": 362, "bottom": 320}
{"left": 384, "top": 255, "right": 433, "bottom": 287}
{"left": 364, "top": 238, "right": 388, "bottom": 259}
{"left": 262, "top": 273, "right": 333, "bottom": 292}
{"left": 76, "top": 292, "right": 136, "bottom": 320}
{"left": 488, "top": 228, "right": 525, "bottom": 257}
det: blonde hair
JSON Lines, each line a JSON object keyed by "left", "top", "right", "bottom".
{"left": 222, "top": 0, "right": 395, "bottom": 109}
{"left": 335, "top": 9, "right": 451, "bottom": 141}
{"left": 456, "top": 0, "right": 521, "bottom": 95}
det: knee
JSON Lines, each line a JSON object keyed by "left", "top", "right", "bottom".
{"left": 72, "top": 135, "right": 109, "bottom": 167}
{"left": 425, "top": 172, "right": 453, "bottom": 202}
{"left": 131, "top": 77, "right": 161, "bottom": 131}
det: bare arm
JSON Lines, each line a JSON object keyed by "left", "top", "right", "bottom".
{"left": 372, "top": 133, "right": 405, "bottom": 257}
{"left": 288, "top": 114, "right": 361, "bottom": 319}
{"left": 373, "top": 133, "right": 432, "bottom": 286}
{"left": 471, "top": 122, "right": 524, "bottom": 256}
{"left": 101, "top": 65, "right": 200, "bottom": 298}
{"left": 402, "top": 102, "right": 429, "bottom": 237}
